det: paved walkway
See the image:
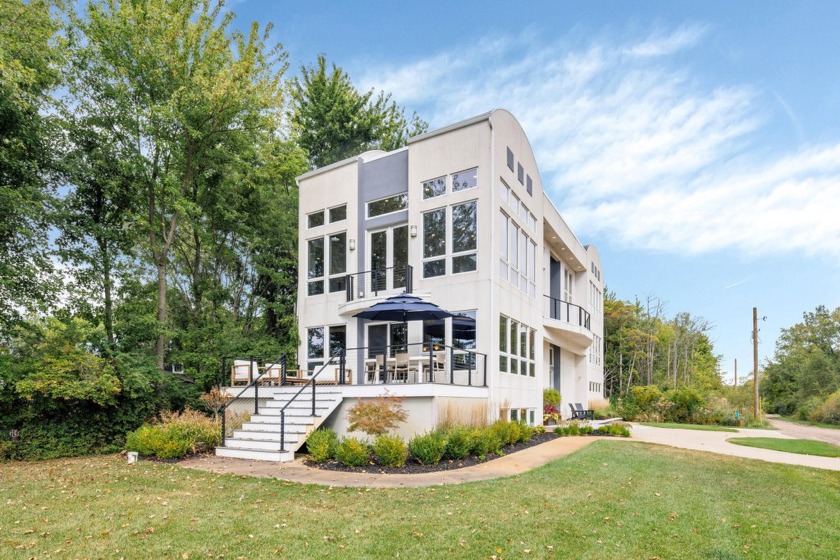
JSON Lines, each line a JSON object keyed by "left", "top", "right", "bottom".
{"left": 179, "top": 437, "right": 594, "bottom": 488}
{"left": 766, "top": 415, "right": 840, "bottom": 446}
{"left": 628, "top": 423, "right": 840, "bottom": 471}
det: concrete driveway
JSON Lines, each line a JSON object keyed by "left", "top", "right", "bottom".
{"left": 629, "top": 423, "right": 840, "bottom": 471}
{"left": 766, "top": 415, "right": 840, "bottom": 446}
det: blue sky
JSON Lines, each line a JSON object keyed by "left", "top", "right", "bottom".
{"left": 235, "top": 0, "right": 840, "bottom": 382}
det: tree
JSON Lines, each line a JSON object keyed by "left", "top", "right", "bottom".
{"left": 0, "top": 0, "right": 62, "bottom": 333}
{"left": 66, "top": 0, "right": 288, "bottom": 368}
{"left": 290, "top": 54, "right": 428, "bottom": 169}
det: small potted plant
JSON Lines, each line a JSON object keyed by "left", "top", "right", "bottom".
{"left": 543, "top": 388, "right": 561, "bottom": 426}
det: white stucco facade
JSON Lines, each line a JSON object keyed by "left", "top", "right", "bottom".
{"left": 295, "top": 109, "right": 604, "bottom": 435}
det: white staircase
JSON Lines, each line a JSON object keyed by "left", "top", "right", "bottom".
{"left": 216, "top": 387, "right": 343, "bottom": 462}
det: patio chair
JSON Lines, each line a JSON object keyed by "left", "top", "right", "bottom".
{"left": 367, "top": 355, "right": 390, "bottom": 384}
{"left": 393, "top": 353, "right": 410, "bottom": 383}
{"left": 569, "top": 403, "right": 594, "bottom": 420}
{"left": 262, "top": 363, "right": 282, "bottom": 386}
{"left": 423, "top": 352, "right": 446, "bottom": 382}
{"left": 230, "top": 359, "right": 257, "bottom": 386}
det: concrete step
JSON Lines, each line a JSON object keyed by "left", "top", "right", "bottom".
{"left": 261, "top": 399, "right": 340, "bottom": 409}
{"left": 257, "top": 406, "right": 333, "bottom": 415}
{"left": 232, "top": 430, "right": 304, "bottom": 442}
{"left": 224, "top": 437, "right": 293, "bottom": 451}
{"left": 215, "top": 446, "right": 294, "bottom": 462}
{"left": 240, "top": 421, "right": 311, "bottom": 432}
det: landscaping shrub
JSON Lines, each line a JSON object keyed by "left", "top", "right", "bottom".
{"left": 809, "top": 389, "right": 840, "bottom": 425}
{"left": 492, "top": 420, "right": 521, "bottom": 446}
{"left": 346, "top": 394, "right": 407, "bottom": 436}
{"left": 373, "top": 434, "right": 408, "bottom": 467}
{"left": 468, "top": 427, "right": 501, "bottom": 457}
{"left": 665, "top": 386, "right": 705, "bottom": 423}
{"left": 693, "top": 395, "right": 739, "bottom": 425}
{"left": 306, "top": 429, "right": 338, "bottom": 463}
{"left": 408, "top": 431, "right": 448, "bottom": 465}
{"left": 335, "top": 437, "right": 370, "bottom": 467}
{"left": 443, "top": 426, "right": 472, "bottom": 460}
{"left": 533, "top": 425, "right": 546, "bottom": 435}
{"left": 595, "top": 423, "right": 631, "bottom": 437}
{"left": 579, "top": 425, "right": 594, "bottom": 435}
{"left": 125, "top": 409, "right": 220, "bottom": 459}
{"left": 517, "top": 423, "right": 535, "bottom": 443}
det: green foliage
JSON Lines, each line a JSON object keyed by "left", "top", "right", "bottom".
{"left": 468, "top": 428, "right": 501, "bottom": 457}
{"left": 491, "top": 420, "right": 521, "bottom": 446}
{"left": 305, "top": 429, "right": 338, "bottom": 463}
{"left": 595, "top": 423, "right": 631, "bottom": 437}
{"left": 346, "top": 394, "right": 408, "bottom": 436}
{"left": 290, "top": 54, "right": 428, "bottom": 169}
{"left": 666, "top": 386, "right": 705, "bottom": 423}
{"left": 543, "top": 388, "right": 561, "bottom": 407}
{"left": 443, "top": 426, "right": 472, "bottom": 460}
{"left": 517, "top": 423, "right": 536, "bottom": 443}
{"left": 763, "top": 306, "right": 840, "bottom": 419}
{"left": 125, "top": 409, "right": 220, "bottom": 460}
{"left": 372, "top": 434, "right": 408, "bottom": 468}
{"left": 335, "top": 437, "right": 370, "bottom": 467}
{"left": 809, "top": 389, "right": 840, "bottom": 425}
{"left": 0, "top": 0, "right": 62, "bottom": 332}
{"left": 408, "top": 431, "right": 448, "bottom": 465}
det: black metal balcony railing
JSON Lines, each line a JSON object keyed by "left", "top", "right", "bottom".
{"left": 544, "top": 295, "right": 591, "bottom": 330}
{"left": 345, "top": 264, "right": 413, "bottom": 302}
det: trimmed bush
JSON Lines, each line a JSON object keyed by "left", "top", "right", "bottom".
{"left": 335, "top": 437, "right": 370, "bottom": 467}
{"left": 373, "top": 434, "right": 408, "bottom": 467}
{"left": 306, "top": 429, "right": 338, "bottom": 463}
{"left": 443, "top": 426, "right": 472, "bottom": 460}
{"left": 468, "top": 428, "right": 501, "bottom": 456}
{"left": 125, "top": 409, "right": 220, "bottom": 460}
{"left": 409, "top": 431, "right": 448, "bottom": 465}
{"left": 595, "top": 423, "right": 631, "bottom": 437}
{"left": 517, "top": 423, "right": 535, "bottom": 443}
{"left": 491, "top": 420, "right": 520, "bottom": 446}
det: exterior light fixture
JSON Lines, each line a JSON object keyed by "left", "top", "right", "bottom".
{"left": 349, "top": 239, "right": 356, "bottom": 251}
{"left": 410, "top": 225, "right": 418, "bottom": 237}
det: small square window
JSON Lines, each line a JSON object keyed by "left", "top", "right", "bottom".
{"left": 423, "top": 176, "right": 446, "bottom": 199}
{"left": 329, "top": 205, "right": 346, "bottom": 222}
{"left": 517, "top": 163, "right": 524, "bottom": 184}
{"left": 526, "top": 175, "right": 532, "bottom": 196}
{"left": 308, "top": 211, "right": 324, "bottom": 228}
{"left": 506, "top": 148, "right": 514, "bottom": 171}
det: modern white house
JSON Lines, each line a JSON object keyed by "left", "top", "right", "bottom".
{"left": 216, "top": 109, "right": 604, "bottom": 462}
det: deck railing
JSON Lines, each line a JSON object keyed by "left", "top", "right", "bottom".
{"left": 344, "top": 264, "right": 413, "bottom": 302}
{"left": 544, "top": 295, "right": 591, "bottom": 330}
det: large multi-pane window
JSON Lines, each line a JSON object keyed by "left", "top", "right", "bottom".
{"left": 423, "top": 201, "right": 478, "bottom": 278}
{"left": 499, "top": 210, "right": 537, "bottom": 298}
{"left": 367, "top": 323, "right": 407, "bottom": 358}
{"left": 368, "top": 193, "right": 407, "bottom": 218}
{"left": 307, "top": 326, "right": 346, "bottom": 372}
{"left": 499, "top": 314, "right": 536, "bottom": 377}
{"left": 308, "top": 232, "right": 346, "bottom": 295}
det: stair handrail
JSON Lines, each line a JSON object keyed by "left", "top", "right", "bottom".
{"left": 277, "top": 349, "right": 345, "bottom": 451}
{"left": 220, "top": 353, "right": 286, "bottom": 446}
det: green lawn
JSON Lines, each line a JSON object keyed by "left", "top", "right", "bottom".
{"left": 1, "top": 441, "right": 839, "bottom": 559}
{"left": 778, "top": 416, "right": 840, "bottom": 430}
{"left": 727, "top": 437, "right": 840, "bottom": 457}
{"left": 640, "top": 421, "right": 739, "bottom": 432}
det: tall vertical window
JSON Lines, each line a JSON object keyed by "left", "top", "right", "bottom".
{"left": 517, "top": 163, "right": 524, "bottom": 184}
{"left": 307, "top": 238, "right": 324, "bottom": 295}
{"left": 328, "top": 233, "right": 346, "bottom": 292}
{"left": 506, "top": 148, "right": 514, "bottom": 171}
{"left": 499, "top": 211, "right": 509, "bottom": 281}
{"left": 564, "top": 269, "right": 573, "bottom": 302}
{"left": 526, "top": 175, "right": 533, "bottom": 196}
{"left": 307, "top": 327, "right": 324, "bottom": 371}
{"left": 528, "top": 240, "right": 536, "bottom": 297}
{"left": 423, "top": 208, "right": 446, "bottom": 277}
{"left": 499, "top": 315, "right": 508, "bottom": 372}
{"left": 451, "top": 201, "right": 477, "bottom": 273}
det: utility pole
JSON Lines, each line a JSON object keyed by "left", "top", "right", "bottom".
{"left": 734, "top": 358, "right": 738, "bottom": 386}
{"left": 753, "top": 307, "right": 759, "bottom": 418}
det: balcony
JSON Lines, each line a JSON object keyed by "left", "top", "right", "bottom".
{"left": 339, "top": 265, "right": 414, "bottom": 315}
{"left": 543, "top": 295, "right": 593, "bottom": 353}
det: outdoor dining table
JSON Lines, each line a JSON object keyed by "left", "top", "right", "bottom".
{"left": 364, "top": 354, "right": 441, "bottom": 383}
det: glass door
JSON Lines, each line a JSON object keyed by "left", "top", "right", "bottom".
{"left": 369, "top": 224, "right": 408, "bottom": 292}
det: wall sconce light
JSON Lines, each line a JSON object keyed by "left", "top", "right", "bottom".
{"left": 349, "top": 239, "right": 356, "bottom": 251}
{"left": 410, "top": 225, "right": 418, "bottom": 237}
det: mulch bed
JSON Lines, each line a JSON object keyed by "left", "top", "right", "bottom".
{"left": 305, "top": 431, "right": 561, "bottom": 474}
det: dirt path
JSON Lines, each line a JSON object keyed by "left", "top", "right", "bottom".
{"left": 766, "top": 415, "right": 840, "bottom": 446}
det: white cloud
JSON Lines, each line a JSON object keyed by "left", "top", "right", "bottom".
{"left": 355, "top": 25, "right": 840, "bottom": 260}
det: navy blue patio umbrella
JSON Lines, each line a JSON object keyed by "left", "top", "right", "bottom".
{"left": 353, "top": 293, "right": 454, "bottom": 322}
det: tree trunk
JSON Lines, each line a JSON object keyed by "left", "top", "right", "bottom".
{"left": 155, "top": 256, "right": 167, "bottom": 369}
